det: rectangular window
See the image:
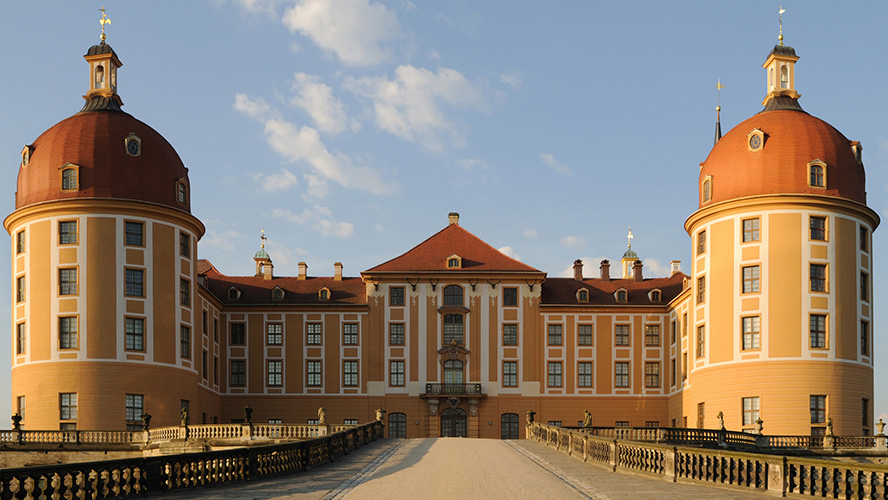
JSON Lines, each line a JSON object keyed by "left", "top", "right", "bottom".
{"left": 214, "top": 319, "right": 218, "bottom": 342}
{"left": 810, "top": 314, "right": 827, "bottom": 349}
{"left": 548, "top": 421, "right": 563, "bottom": 427}
{"left": 307, "top": 360, "right": 322, "bottom": 387}
{"left": 614, "top": 421, "right": 630, "bottom": 428}
{"left": 202, "top": 311, "right": 208, "bottom": 334}
{"left": 180, "top": 279, "right": 190, "bottom": 306}
{"left": 863, "top": 398, "right": 869, "bottom": 429}
{"left": 645, "top": 421, "right": 660, "bottom": 428}
{"left": 696, "top": 325, "right": 705, "bottom": 358}
{"left": 810, "top": 395, "right": 826, "bottom": 424}
{"left": 503, "top": 287, "right": 518, "bottom": 307}
{"left": 861, "top": 321, "right": 869, "bottom": 356}
{"left": 742, "top": 218, "right": 760, "bottom": 242}
{"left": 860, "top": 227, "right": 868, "bottom": 252}
{"left": 578, "top": 324, "right": 593, "bottom": 346}
{"left": 697, "top": 276, "right": 705, "bottom": 303}
{"left": 343, "top": 360, "right": 358, "bottom": 387}
{"left": 682, "top": 313, "right": 688, "bottom": 337}
{"left": 125, "top": 394, "right": 144, "bottom": 430}
{"left": 697, "top": 402, "right": 705, "bottom": 429}
{"left": 17, "top": 396, "right": 25, "bottom": 421}
{"left": 503, "top": 324, "right": 518, "bottom": 346}
{"left": 59, "top": 317, "right": 78, "bottom": 349}
{"left": 213, "top": 356, "right": 218, "bottom": 384}
{"left": 682, "top": 353, "right": 688, "bottom": 381}
{"left": 267, "top": 360, "right": 282, "bottom": 387}
{"left": 697, "top": 230, "right": 706, "bottom": 255}
{"left": 125, "top": 222, "right": 143, "bottom": 246}
{"left": 810, "top": 264, "right": 826, "bottom": 292}
{"left": 742, "top": 397, "right": 760, "bottom": 426}
{"left": 547, "top": 361, "right": 562, "bottom": 387}
{"left": 644, "top": 325, "right": 660, "bottom": 346}
{"left": 344, "top": 418, "right": 358, "bottom": 426}
{"left": 578, "top": 361, "right": 593, "bottom": 387}
{"left": 860, "top": 272, "right": 869, "bottom": 301}
{"left": 59, "top": 221, "right": 77, "bottom": 245}
{"left": 614, "top": 325, "right": 630, "bottom": 346}
{"left": 671, "top": 320, "right": 677, "bottom": 344}
{"left": 645, "top": 362, "right": 660, "bottom": 388}
{"left": 180, "top": 325, "right": 190, "bottom": 358}
{"left": 230, "top": 323, "right": 245, "bottom": 345}
{"left": 16, "top": 276, "right": 25, "bottom": 303}
{"left": 389, "top": 360, "right": 405, "bottom": 387}
{"left": 742, "top": 265, "right": 760, "bottom": 293}
{"left": 389, "top": 323, "right": 405, "bottom": 345}
{"left": 615, "top": 362, "right": 630, "bottom": 388}
{"left": 16, "top": 230, "right": 25, "bottom": 254}
{"left": 62, "top": 168, "right": 78, "bottom": 190}
{"left": 125, "top": 269, "right": 144, "bottom": 297}
{"left": 810, "top": 216, "right": 827, "bottom": 241}
{"left": 503, "top": 361, "right": 517, "bottom": 387}
{"left": 57, "top": 268, "right": 78, "bottom": 295}
{"left": 230, "top": 360, "right": 245, "bottom": 387}
{"left": 125, "top": 317, "right": 144, "bottom": 351}
{"left": 202, "top": 350, "right": 208, "bottom": 379}
{"left": 16, "top": 323, "right": 25, "bottom": 355}
{"left": 547, "top": 324, "right": 562, "bottom": 346}
{"left": 389, "top": 286, "right": 405, "bottom": 306}
{"left": 343, "top": 323, "right": 358, "bottom": 345}
{"left": 742, "top": 316, "right": 760, "bottom": 350}
{"left": 60, "top": 393, "right": 78, "bottom": 420}
{"left": 306, "top": 323, "right": 322, "bottom": 345}
{"left": 179, "top": 233, "right": 190, "bottom": 257}
{"left": 670, "top": 358, "right": 676, "bottom": 386}
{"left": 266, "top": 323, "right": 282, "bottom": 345}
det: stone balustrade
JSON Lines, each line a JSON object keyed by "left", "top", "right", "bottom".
{"left": 0, "top": 420, "right": 384, "bottom": 499}
{"left": 529, "top": 422, "right": 888, "bottom": 497}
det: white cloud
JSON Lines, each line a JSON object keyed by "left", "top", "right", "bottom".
{"left": 457, "top": 157, "right": 487, "bottom": 171}
{"left": 252, "top": 168, "right": 299, "bottom": 192}
{"left": 302, "top": 174, "right": 330, "bottom": 200}
{"left": 200, "top": 229, "right": 245, "bottom": 253}
{"left": 282, "top": 0, "right": 402, "bottom": 66}
{"left": 290, "top": 73, "right": 357, "bottom": 134}
{"left": 560, "top": 235, "right": 585, "bottom": 249}
{"left": 523, "top": 229, "right": 538, "bottom": 239}
{"left": 498, "top": 246, "right": 520, "bottom": 261}
{"left": 499, "top": 71, "right": 524, "bottom": 90}
{"left": 345, "top": 65, "right": 491, "bottom": 151}
{"left": 540, "top": 153, "right": 571, "bottom": 175}
{"left": 235, "top": 93, "right": 397, "bottom": 196}
{"left": 233, "top": 0, "right": 285, "bottom": 15}
{"left": 271, "top": 206, "right": 354, "bottom": 238}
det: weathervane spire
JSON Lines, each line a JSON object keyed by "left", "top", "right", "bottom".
{"left": 260, "top": 228, "right": 267, "bottom": 249}
{"left": 627, "top": 227, "right": 633, "bottom": 249}
{"left": 715, "top": 80, "right": 725, "bottom": 145}
{"left": 99, "top": 6, "right": 111, "bottom": 44}
{"left": 778, "top": 6, "right": 786, "bottom": 45}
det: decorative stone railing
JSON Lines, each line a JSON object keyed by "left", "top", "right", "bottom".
{"left": 0, "top": 420, "right": 384, "bottom": 499}
{"left": 530, "top": 423, "right": 888, "bottom": 497}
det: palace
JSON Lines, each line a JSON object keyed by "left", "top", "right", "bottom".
{"left": 5, "top": 30, "right": 877, "bottom": 439}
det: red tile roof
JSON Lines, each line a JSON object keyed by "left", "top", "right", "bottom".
{"left": 365, "top": 223, "right": 541, "bottom": 274}
{"left": 541, "top": 273, "right": 687, "bottom": 306}
{"left": 199, "top": 260, "right": 367, "bottom": 306}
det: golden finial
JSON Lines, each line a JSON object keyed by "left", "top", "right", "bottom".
{"left": 716, "top": 79, "right": 726, "bottom": 109}
{"left": 260, "top": 228, "right": 267, "bottom": 249}
{"left": 99, "top": 6, "right": 111, "bottom": 43}
{"left": 627, "top": 227, "right": 633, "bottom": 249}
{"left": 778, "top": 6, "right": 786, "bottom": 45}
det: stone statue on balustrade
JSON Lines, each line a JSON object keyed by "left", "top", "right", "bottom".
{"left": 582, "top": 410, "right": 593, "bottom": 428}
{"left": 243, "top": 405, "right": 253, "bottom": 424}
{"left": 140, "top": 413, "right": 151, "bottom": 431}
{"left": 717, "top": 411, "right": 725, "bottom": 430}
{"left": 318, "top": 407, "right": 327, "bottom": 425}
{"left": 180, "top": 407, "right": 189, "bottom": 427}
{"left": 11, "top": 413, "right": 22, "bottom": 431}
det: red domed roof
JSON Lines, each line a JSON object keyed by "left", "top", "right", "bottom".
{"left": 699, "top": 107, "right": 865, "bottom": 207}
{"left": 16, "top": 109, "right": 191, "bottom": 212}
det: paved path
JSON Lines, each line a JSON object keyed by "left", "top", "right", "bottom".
{"left": 160, "top": 438, "right": 769, "bottom": 499}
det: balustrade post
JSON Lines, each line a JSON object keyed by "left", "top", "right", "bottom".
{"left": 663, "top": 447, "right": 676, "bottom": 482}
{"left": 875, "top": 419, "right": 886, "bottom": 451}
{"left": 766, "top": 457, "right": 786, "bottom": 495}
{"left": 609, "top": 441, "right": 617, "bottom": 471}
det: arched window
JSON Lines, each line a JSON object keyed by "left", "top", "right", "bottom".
{"left": 809, "top": 164, "right": 824, "bottom": 187}
{"left": 780, "top": 64, "right": 789, "bottom": 89}
{"left": 61, "top": 167, "right": 78, "bottom": 191}
{"left": 272, "top": 288, "right": 283, "bottom": 300}
{"left": 702, "top": 178, "right": 711, "bottom": 202}
{"left": 443, "top": 314, "right": 463, "bottom": 344}
{"left": 388, "top": 412, "right": 406, "bottom": 438}
{"left": 443, "top": 285, "right": 463, "bottom": 306}
{"left": 501, "top": 413, "right": 519, "bottom": 439}
{"left": 444, "top": 359, "right": 464, "bottom": 386}
{"left": 616, "top": 289, "right": 627, "bottom": 303}
{"left": 577, "top": 289, "right": 589, "bottom": 302}
{"left": 319, "top": 288, "right": 329, "bottom": 300}
{"left": 95, "top": 64, "right": 104, "bottom": 84}
{"left": 176, "top": 181, "right": 188, "bottom": 205}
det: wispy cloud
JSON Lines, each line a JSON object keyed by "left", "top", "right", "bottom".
{"left": 457, "top": 157, "right": 488, "bottom": 171}
{"left": 252, "top": 168, "right": 299, "bottom": 192}
{"left": 560, "top": 235, "right": 585, "bottom": 249}
{"left": 540, "top": 153, "right": 571, "bottom": 175}
{"left": 282, "top": 0, "right": 402, "bottom": 66}
{"left": 523, "top": 229, "right": 538, "bottom": 239}
{"left": 290, "top": 73, "right": 358, "bottom": 134}
{"left": 499, "top": 71, "right": 524, "bottom": 90}
{"left": 271, "top": 206, "right": 355, "bottom": 238}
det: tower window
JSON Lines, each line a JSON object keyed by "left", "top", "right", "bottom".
{"left": 61, "top": 167, "right": 78, "bottom": 191}
{"left": 809, "top": 163, "right": 825, "bottom": 187}
{"left": 95, "top": 64, "right": 105, "bottom": 84}
{"left": 809, "top": 314, "right": 827, "bottom": 349}
{"left": 742, "top": 218, "right": 760, "bottom": 242}
{"left": 179, "top": 233, "right": 190, "bottom": 257}
{"left": 125, "top": 222, "right": 144, "bottom": 246}
{"left": 176, "top": 181, "right": 188, "bottom": 205}
{"left": 742, "top": 265, "right": 760, "bottom": 293}
{"left": 697, "top": 230, "right": 706, "bottom": 255}
{"left": 780, "top": 64, "right": 789, "bottom": 89}
{"left": 742, "top": 316, "right": 760, "bottom": 350}
{"left": 16, "top": 230, "right": 25, "bottom": 254}
{"left": 59, "top": 221, "right": 78, "bottom": 245}
{"left": 702, "top": 178, "right": 711, "bottom": 202}
{"left": 125, "top": 269, "right": 144, "bottom": 297}
{"left": 125, "top": 135, "right": 142, "bottom": 157}
{"left": 59, "top": 317, "right": 78, "bottom": 350}
{"left": 59, "top": 268, "right": 78, "bottom": 295}
{"left": 810, "top": 264, "right": 827, "bottom": 292}
{"left": 810, "top": 216, "right": 827, "bottom": 241}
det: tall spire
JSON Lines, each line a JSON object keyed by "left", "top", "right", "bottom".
{"left": 778, "top": 6, "right": 786, "bottom": 46}
{"left": 99, "top": 6, "right": 111, "bottom": 44}
{"left": 714, "top": 80, "right": 725, "bottom": 145}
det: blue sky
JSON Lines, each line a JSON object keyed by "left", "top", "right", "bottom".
{"left": 1, "top": 1, "right": 887, "bottom": 424}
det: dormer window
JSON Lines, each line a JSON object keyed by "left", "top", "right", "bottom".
{"left": 61, "top": 164, "right": 79, "bottom": 191}
{"left": 125, "top": 134, "right": 142, "bottom": 157}
{"left": 808, "top": 160, "right": 826, "bottom": 188}
{"left": 851, "top": 142, "right": 863, "bottom": 164}
{"left": 747, "top": 129, "right": 764, "bottom": 152}
{"left": 577, "top": 288, "right": 589, "bottom": 303}
{"left": 21, "top": 145, "right": 33, "bottom": 167}
{"left": 446, "top": 254, "right": 462, "bottom": 269}
{"left": 702, "top": 176, "right": 712, "bottom": 203}
{"left": 615, "top": 289, "right": 628, "bottom": 303}
{"left": 319, "top": 288, "right": 330, "bottom": 301}
{"left": 228, "top": 287, "right": 241, "bottom": 301}
{"left": 272, "top": 287, "right": 284, "bottom": 300}
{"left": 176, "top": 180, "right": 188, "bottom": 206}
{"left": 649, "top": 289, "right": 662, "bottom": 303}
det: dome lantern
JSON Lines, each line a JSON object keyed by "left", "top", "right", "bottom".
{"left": 762, "top": 8, "right": 800, "bottom": 106}
{"left": 82, "top": 8, "right": 123, "bottom": 111}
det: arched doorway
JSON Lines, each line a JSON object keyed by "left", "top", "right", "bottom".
{"left": 441, "top": 407, "right": 467, "bottom": 437}
{"left": 501, "top": 413, "right": 519, "bottom": 439}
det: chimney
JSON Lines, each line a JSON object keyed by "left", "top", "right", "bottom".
{"left": 334, "top": 262, "right": 343, "bottom": 281}
{"left": 633, "top": 260, "right": 643, "bottom": 282}
{"left": 263, "top": 261, "right": 274, "bottom": 280}
{"left": 298, "top": 262, "right": 308, "bottom": 280}
{"left": 448, "top": 212, "right": 460, "bottom": 225}
{"left": 670, "top": 260, "right": 681, "bottom": 276}
{"left": 573, "top": 259, "right": 583, "bottom": 281}
{"left": 600, "top": 260, "right": 610, "bottom": 281}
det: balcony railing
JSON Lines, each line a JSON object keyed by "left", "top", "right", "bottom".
{"left": 425, "top": 383, "right": 482, "bottom": 395}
